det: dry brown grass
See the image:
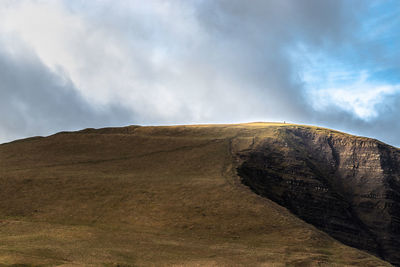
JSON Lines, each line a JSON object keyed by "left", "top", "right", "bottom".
{"left": 0, "top": 123, "right": 392, "bottom": 266}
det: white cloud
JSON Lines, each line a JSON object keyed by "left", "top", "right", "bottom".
{"left": 0, "top": 0, "right": 225, "bottom": 122}
{"left": 309, "top": 71, "right": 400, "bottom": 120}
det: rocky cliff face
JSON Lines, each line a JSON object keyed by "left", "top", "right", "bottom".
{"left": 237, "top": 126, "right": 400, "bottom": 266}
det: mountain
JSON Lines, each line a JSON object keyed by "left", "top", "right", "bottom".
{"left": 0, "top": 123, "right": 397, "bottom": 266}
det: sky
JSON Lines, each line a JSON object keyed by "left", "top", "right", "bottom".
{"left": 1, "top": 0, "right": 400, "bottom": 147}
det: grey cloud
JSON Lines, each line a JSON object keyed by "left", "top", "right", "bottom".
{"left": 310, "top": 93, "right": 400, "bottom": 147}
{"left": 358, "top": 94, "right": 400, "bottom": 147}
{"left": 0, "top": 41, "right": 133, "bottom": 143}
{"left": 191, "top": 0, "right": 363, "bottom": 117}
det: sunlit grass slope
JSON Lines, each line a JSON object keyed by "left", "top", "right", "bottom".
{"left": 0, "top": 123, "right": 391, "bottom": 266}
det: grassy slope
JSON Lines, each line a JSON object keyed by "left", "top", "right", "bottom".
{"left": 0, "top": 123, "right": 392, "bottom": 266}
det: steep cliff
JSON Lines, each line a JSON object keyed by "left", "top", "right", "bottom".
{"left": 237, "top": 126, "right": 400, "bottom": 265}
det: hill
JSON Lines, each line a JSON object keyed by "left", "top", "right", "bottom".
{"left": 0, "top": 123, "right": 396, "bottom": 266}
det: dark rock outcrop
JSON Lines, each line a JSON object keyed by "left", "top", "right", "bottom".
{"left": 237, "top": 127, "right": 400, "bottom": 266}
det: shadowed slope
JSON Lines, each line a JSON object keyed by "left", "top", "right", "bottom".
{"left": 0, "top": 123, "right": 393, "bottom": 266}
{"left": 237, "top": 125, "right": 400, "bottom": 266}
